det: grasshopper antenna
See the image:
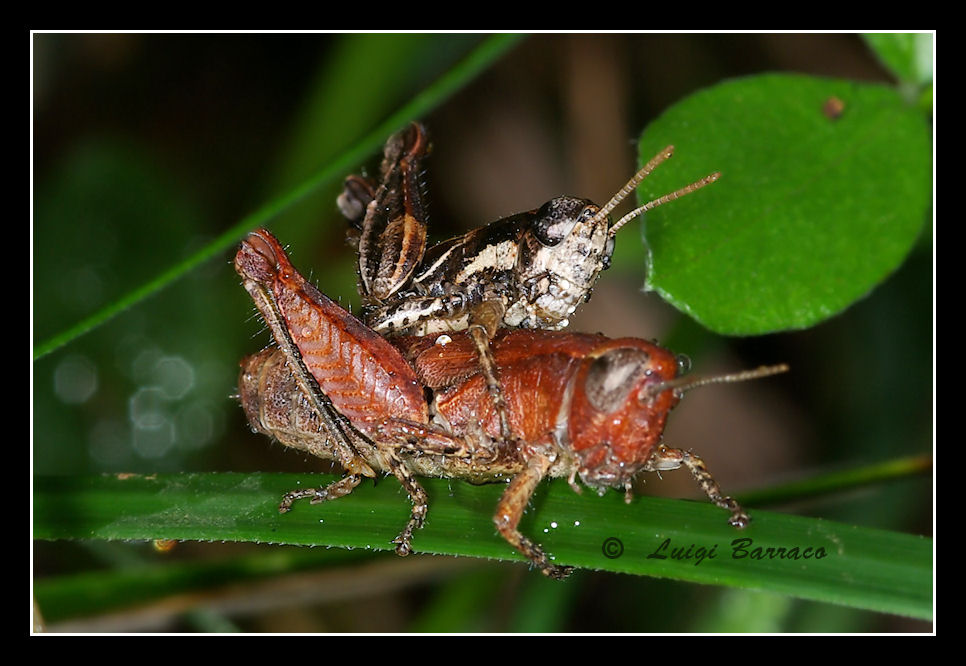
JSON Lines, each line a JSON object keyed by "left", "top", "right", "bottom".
{"left": 644, "top": 364, "right": 789, "bottom": 400}
{"left": 588, "top": 144, "right": 720, "bottom": 237}
{"left": 609, "top": 171, "right": 720, "bottom": 237}
{"left": 590, "top": 145, "right": 675, "bottom": 228}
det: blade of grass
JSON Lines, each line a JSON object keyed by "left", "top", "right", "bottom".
{"left": 738, "top": 454, "right": 933, "bottom": 507}
{"left": 32, "top": 34, "right": 525, "bottom": 361}
{"left": 408, "top": 568, "right": 509, "bottom": 632}
{"left": 33, "top": 472, "right": 933, "bottom": 620}
{"left": 33, "top": 546, "right": 378, "bottom": 624}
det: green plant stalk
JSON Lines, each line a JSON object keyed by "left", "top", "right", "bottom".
{"left": 33, "top": 546, "right": 377, "bottom": 624}
{"left": 737, "top": 454, "right": 932, "bottom": 507}
{"left": 33, "top": 472, "right": 932, "bottom": 620}
{"left": 32, "top": 34, "right": 524, "bottom": 361}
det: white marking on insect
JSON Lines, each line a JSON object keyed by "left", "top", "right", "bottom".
{"left": 458, "top": 240, "right": 517, "bottom": 280}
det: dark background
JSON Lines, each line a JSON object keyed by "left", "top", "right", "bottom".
{"left": 32, "top": 33, "right": 932, "bottom": 633}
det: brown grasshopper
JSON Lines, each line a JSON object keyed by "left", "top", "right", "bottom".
{"left": 236, "top": 228, "right": 786, "bottom": 578}
{"left": 338, "top": 122, "right": 720, "bottom": 442}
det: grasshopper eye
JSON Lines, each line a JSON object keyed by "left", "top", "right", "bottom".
{"left": 531, "top": 197, "right": 587, "bottom": 246}
{"left": 584, "top": 348, "right": 651, "bottom": 413}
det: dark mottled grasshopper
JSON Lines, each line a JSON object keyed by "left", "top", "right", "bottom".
{"left": 338, "top": 123, "right": 719, "bottom": 441}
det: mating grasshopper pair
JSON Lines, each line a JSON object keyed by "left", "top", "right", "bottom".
{"left": 236, "top": 123, "right": 785, "bottom": 578}
{"left": 338, "top": 123, "right": 721, "bottom": 443}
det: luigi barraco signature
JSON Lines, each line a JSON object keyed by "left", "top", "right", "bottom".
{"left": 644, "top": 537, "right": 829, "bottom": 566}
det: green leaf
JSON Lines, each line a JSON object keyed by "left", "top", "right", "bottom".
{"left": 863, "top": 33, "right": 934, "bottom": 87}
{"left": 633, "top": 73, "right": 932, "bottom": 336}
{"left": 33, "top": 544, "right": 374, "bottom": 624}
{"left": 33, "top": 472, "right": 933, "bottom": 620}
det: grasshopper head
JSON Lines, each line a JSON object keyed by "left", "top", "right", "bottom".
{"left": 506, "top": 146, "right": 718, "bottom": 331}
{"left": 510, "top": 196, "right": 616, "bottom": 330}
{"left": 568, "top": 341, "right": 788, "bottom": 495}
{"left": 567, "top": 341, "right": 681, "bottom": 492}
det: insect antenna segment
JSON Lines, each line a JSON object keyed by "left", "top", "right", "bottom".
{"left": 588, "top": 143, "right": 720, "bottom": 238}
{"left": 644, "top": 364, "right": 790, "bottom": 400}
{"left": 610, "top": 171, "right": 720, "bottom": 236}
{"left": 590, "top": 145, "right": 675, "bottom": 228}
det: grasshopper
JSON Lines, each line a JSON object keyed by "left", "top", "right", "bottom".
{"left": 338, "top": 122, "right": 719, "bottom": 443}
{"left": 236, "top": 228, "right": 786, "bottom": 578}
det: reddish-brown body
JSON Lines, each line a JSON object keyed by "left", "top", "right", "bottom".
{"left": 237, "top": 229, "right": 426, "bottom": 428}
{"left": 237, "top": 228, "right": 773, "bottom": 578}
{"left": 395, "top": 330, "right": 681, "bottom": 490}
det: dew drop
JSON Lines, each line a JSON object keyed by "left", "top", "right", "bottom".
{"left": 676, "top": 353, "right": 692, "bottom": 375}
{"left": 53, "top": 354, "right": 98, "bottom": 404}
{"left": 154, "top": 355, "right": 195, "bottom": 399}
{"left": 132, "top": 420, "right": 176, "bottom": 459}
{"left": 129, "top": 387, "right": 169, "bottom": 428}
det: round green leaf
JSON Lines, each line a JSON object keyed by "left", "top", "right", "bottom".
{"left": 635, "top": 73, "right": 931, "bottom": 336}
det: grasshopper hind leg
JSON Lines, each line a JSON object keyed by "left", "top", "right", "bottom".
{"left": 494, "top": 452, "right": 574, "bottom": 579}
